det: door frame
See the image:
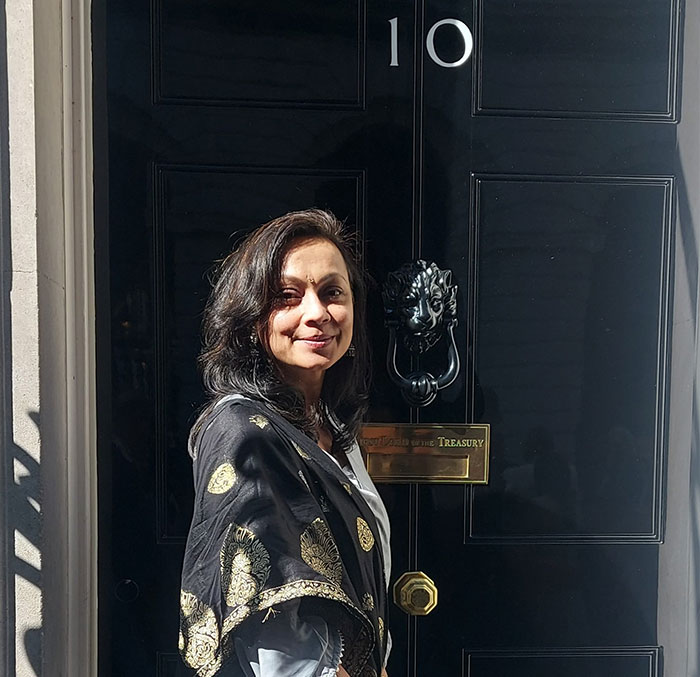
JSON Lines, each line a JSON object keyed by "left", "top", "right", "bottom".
{"left": 658, "top": 0, "right": 700, "bottom": 673}
{"left": 57, "top": 1, "right": 98, "bottom": 673}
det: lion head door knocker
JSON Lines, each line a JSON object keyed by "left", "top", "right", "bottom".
{"left": 382, "top": 260, "right": 460, "bottom": 407}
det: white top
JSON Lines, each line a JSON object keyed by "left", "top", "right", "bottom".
{"left": 335, "top": 441, "right": 392, "bottom": 588}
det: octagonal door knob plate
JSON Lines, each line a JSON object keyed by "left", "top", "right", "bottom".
{"left": 393, "top": 570, "right": 438, "bottom": 616}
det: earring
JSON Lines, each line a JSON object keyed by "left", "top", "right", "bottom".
{"left": 346, "top": 343, "right": 356, "bottom": 358}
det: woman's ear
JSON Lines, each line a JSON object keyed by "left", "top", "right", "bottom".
{"left": 253, "top": 320, "right": 270, "bottom": 355}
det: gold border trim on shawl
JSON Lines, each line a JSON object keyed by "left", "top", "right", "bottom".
{"left": 217, "top": 579, "right": 376, "bottom": 676}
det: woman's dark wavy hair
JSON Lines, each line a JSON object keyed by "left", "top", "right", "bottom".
{"left": 189, "top": 209, "right": 370, "bottom": 458}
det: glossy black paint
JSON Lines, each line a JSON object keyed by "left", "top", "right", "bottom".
{"left": 98, "top": 0, "right": 680, "bottom": 674}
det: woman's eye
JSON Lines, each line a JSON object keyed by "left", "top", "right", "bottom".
{"left": 277, "top": 289, "right": 301, "bottom": 305}
{"left": 325, "top": 287, "right": 345, "bottom": 299}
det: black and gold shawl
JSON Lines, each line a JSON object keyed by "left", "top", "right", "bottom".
{"left": 179, "top": 396, "right": 387, "bottom": 677}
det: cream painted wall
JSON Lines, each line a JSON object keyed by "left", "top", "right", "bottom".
{"left": 5, "top": 0, "right": 42, "bottom": 674}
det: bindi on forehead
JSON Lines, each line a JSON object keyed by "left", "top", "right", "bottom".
{"left": 280, "top": 272, "right": 348, "bottom": 287}
{"left": 280, "top": 238, "right": 351, "bottom": 287}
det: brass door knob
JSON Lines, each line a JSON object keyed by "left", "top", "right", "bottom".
{"left": 393, "top": 571, "right": 438, "bottom": 615}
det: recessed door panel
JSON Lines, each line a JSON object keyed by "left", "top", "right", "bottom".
{"left": 152, "top": 167, "right": 363, "bottom": 541}
{"left": 471, "top": 176, "right": 672, "bottom": 539}
{"left": 155, "top": 0, "right": 364, "bottom": 106}
{"left": 476, "top": 0, "right": 678, "bottom": 118}
{"left": 465, "top": 648, "right": 661, "bottom": 677}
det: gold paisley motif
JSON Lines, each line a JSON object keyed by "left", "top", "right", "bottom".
{"left": 294, "top": 442, "right": 311, "bottom": 460}
{"left": 181, "top": 589, "right": 199, "bottom": 615}
{"left": 300, "top": 518, "right": 343, "bottom": 586}
{"left": 179, "top": 590, "right": 220, "bottom": 671}
{"left": 361, "top": 592, "right": 375, "bottom": 612}
{"left": 342, "top": 482, "right": 352, "bottom": 495}
{"left": 220, "top": 524, "right": 271, "bottom": 607}
{"left": 356, "top": 517, "right": 375, "bottom": 552}
{"left": 378, "top": 616, "right": 385, "bottom": 644}
{"left": 207, "top": 462, "right": 236, "bottom": 494}
{"left": 249, "top": 414, "right": 269, "bottom": 429}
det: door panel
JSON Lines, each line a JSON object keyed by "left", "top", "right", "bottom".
{"left": 476, "top": 0, "right": 678, "bottom": 118}
{"left": 471, "top": 176, "right": 671, "bottom": 539}
{"left": 156, "top": 0, "right": 365, "bottom": 107}
{"left": 98, "top": 0, "right": 684, "bottom": 674}
{"left": 465, "top": 648, "right": 661, "bottom": 677}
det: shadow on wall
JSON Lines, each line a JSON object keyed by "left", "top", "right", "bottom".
{"left": 5, "top": 411, "right": 43, "bottom": 676}
{"left": 1, "top": 0, "right": 41, "bottom": 669}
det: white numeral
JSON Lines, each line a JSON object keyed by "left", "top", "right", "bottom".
{"left": 389, "top": 17, "right": 399, "bottom": 67}
{"left": 389, "top": 17, "right": 473, "bottom": 69}
{"left": 426, "top": 19, "right": 473, "bottom": 68}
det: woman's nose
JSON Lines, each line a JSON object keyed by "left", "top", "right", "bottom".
{"left": 301, "top": 292, "right": 330, "bottom": 323}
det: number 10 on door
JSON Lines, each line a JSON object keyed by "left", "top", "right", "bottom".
{"left": 389, "top": 17, "right": 474, "bottom": 68}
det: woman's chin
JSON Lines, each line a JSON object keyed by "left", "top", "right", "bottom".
{"left": 294, "top": 349, "right": 341, "bottom": 370}
{"left": 278, "top": 358, "right": 333, "bottom": 384}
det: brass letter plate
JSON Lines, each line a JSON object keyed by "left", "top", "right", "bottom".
{"left": 359, "top": 423, "right": 490, "bottom": 483}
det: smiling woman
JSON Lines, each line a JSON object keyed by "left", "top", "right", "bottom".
{"left": 266, "top": 237, "right": 355, "bottom": 406}
{"left": 179, "top": 210, "right": 391, "bottom": 677}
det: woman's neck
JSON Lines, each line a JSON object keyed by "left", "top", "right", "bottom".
{"left": 316, "top": 426, "right": 333, "bottom": 453}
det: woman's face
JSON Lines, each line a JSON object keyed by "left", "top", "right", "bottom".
{"left": 265, "top": 237, "right": 354, "bottom": 398}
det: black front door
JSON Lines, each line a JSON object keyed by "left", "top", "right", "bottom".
{"left": 97, "top": 1, "right": 685, "bottom": 675}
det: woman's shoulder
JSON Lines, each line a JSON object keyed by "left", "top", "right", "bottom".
{"left": 192, "top": 396, "right": 308, "bottom": 499}
{"left": 194, "top": 396, "right": 278, "bottom": 456}
{"left": 209, "top": 394, "right": 266, "bottom": 423}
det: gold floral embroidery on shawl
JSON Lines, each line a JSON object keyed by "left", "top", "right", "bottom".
{"left": 300, "top": 518, "right": 343, "bottom": 586}
{"left": 361, "top": 592, "right": 375, "bottom": 611}
{"left": 378, "top": 616, "right": 385, "bottom": 644}
{"left": 356, "top": 517, "right": 375, "bottom": 552}
{"left": 220, "top": 524, "right": 271, "bottom": 607}
{"left": 293, "top": 442, "right": 311, "bottom": 460}
{"left": 179, "top": 590, "right": 221, "bottom": 673}
{"left": 249, "top": 414, "right": 269, "bottom": 429}
{"left": 342, "top": 482, "right": 352, "bottom": 495}
{"left": 206, "top": 463, "right": 236, "bottom": 494}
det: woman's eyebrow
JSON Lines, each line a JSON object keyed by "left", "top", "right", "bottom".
{"left": 280, "top": 273, "right": 349, "bottom": 285}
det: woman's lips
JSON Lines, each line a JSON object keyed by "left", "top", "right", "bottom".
{"left": 296, "top": 335, "right": 334, "bottom": 347}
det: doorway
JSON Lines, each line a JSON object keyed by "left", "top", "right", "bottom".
{"left": 95, "top": 1, "right": 694, "bottom": 674}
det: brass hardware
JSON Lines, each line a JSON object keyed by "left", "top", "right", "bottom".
{"left": 360, "top": 423, "right": 490, "bottom": 483}
{"left": 393, "top": 571, "right": 438, "bottom": 616}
